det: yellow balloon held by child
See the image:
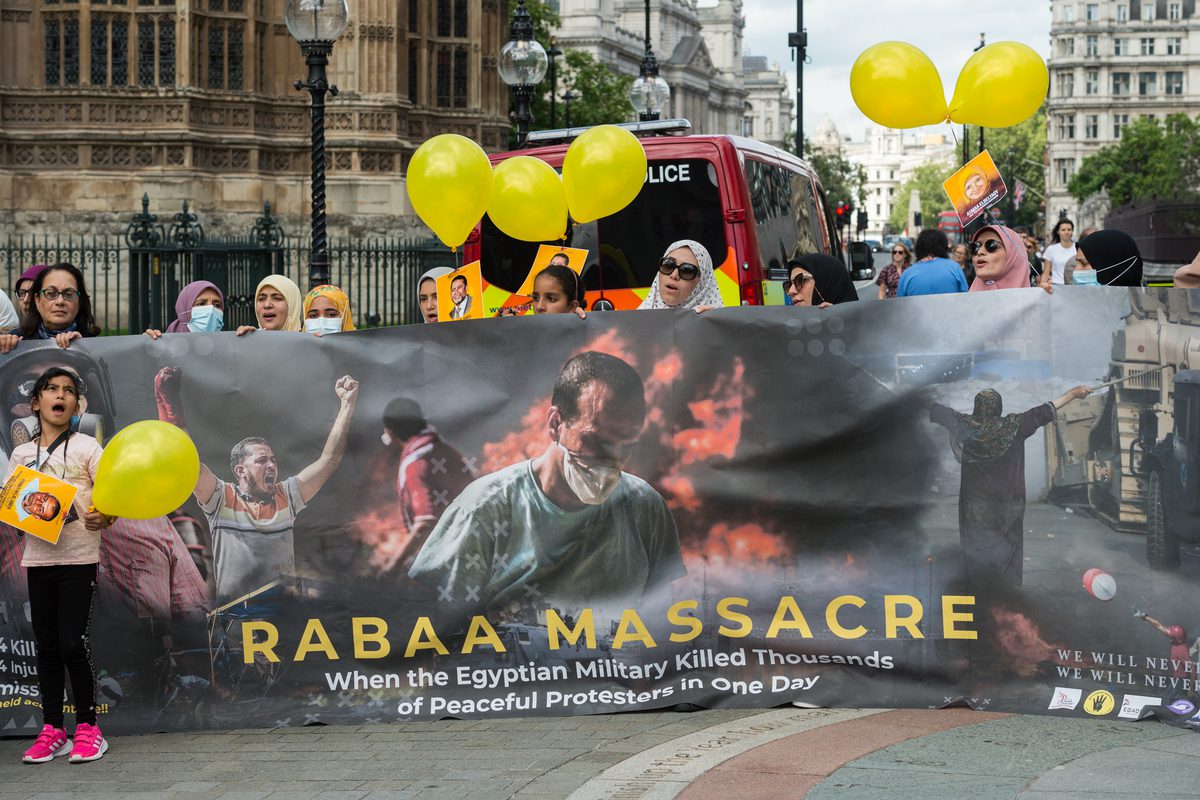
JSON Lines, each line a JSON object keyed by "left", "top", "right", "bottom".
{"left": 92, "top": 420, "right": 200, "bottom": 519}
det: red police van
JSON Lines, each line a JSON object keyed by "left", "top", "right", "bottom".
{"left": 462, "top": 120, "right": 860, "bottom": 312}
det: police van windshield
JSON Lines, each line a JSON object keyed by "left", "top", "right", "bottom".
{"left": 479, "top": 158, "right": 727, "bottom": 294}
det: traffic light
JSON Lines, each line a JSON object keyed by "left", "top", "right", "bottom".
{"left": 834, "top": 201, "right": 849, "bottom": 227}
{"left": 856, "top": 209, "right": 868, "bottom": 232}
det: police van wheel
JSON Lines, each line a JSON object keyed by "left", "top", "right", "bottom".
{"left": 1146, "top": 471, "right": 1179, "bottom": 570}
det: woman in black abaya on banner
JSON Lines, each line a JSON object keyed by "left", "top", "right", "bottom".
{"left": 930, "top": 385, "right": 1091, "bottom": 586}
{"left": 784, "top": 255, "right": 860, "bottom": 307}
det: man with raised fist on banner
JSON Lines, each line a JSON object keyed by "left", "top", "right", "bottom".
{"left": 154, "top": 367, "right": 359, "bottom": 604}
{"left": 409, "top": 351, "right": 684, "bottom": 615}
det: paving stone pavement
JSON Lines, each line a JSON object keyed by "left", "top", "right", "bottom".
{"left": 2, "top": 708, "right": 1199, "bottom": 800}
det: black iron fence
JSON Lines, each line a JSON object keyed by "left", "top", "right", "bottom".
{"left": 1, "top": 198, "right": 447, "bottom": 334}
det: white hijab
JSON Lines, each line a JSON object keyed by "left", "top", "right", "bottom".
{"left": 417, "top": 267, "right": 454, "bottom": 323}
{"left": 638, "top": 240, "right": 725, "bottom": 310}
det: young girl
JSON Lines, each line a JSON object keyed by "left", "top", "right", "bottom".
{"left": 11, "top": 367, "right": 115, "bottom": 763}
{"left": 531, "top": 264, "right": 587, "bottom": 318}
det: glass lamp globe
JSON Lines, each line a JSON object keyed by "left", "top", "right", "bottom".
{"left": 499, "top": 39, "right": 549, "bottom": 86}
{"left": 285, "top": 0, "right": 349, "bottom": 43}
{"left": 629, "top": 74, "right": 671, "bottom": 116}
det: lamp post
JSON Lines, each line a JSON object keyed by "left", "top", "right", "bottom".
{"left": 629, "top": 0, "right": 670, "bottom": 121}
{"left": 548, "top": 37, "right": 563, "bottom": 128}
{"left": 787, "top": 0, "right": 806, "bottom": 156}
{"left": 500, "top": 0, "right": 548, "bottom": 147}
{"left": 285, "top": 0, "right": 348, "bottom": 290}
{"left": 562, "top": 89, "right": 579, "bottom": 128}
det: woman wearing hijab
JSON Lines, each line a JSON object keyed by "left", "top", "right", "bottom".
{"left": 417, "top": 267, "right": 453, "bottom": 324}
{"left": 930, "top": 385, "right": 1091, "bottom": 585}
{"left": 303, "top": 285, "right": 357, "bottom": 335}
{"left": 1074, "top": 230, "right": 1144, "bottom": 287}
{"left": 144, "top": 280, "right": 225, "bottom": 339}
{"left": 784, "top": 254, "right": 859, "bottom": 307}
{"left": 968, "top": 225, "right": 1052, "bottom": 293}
{"left": 639, "top": 240, "right": 725, "bottom": 312}
{"left": 236, "top": 274, "right": 303, "bottom": 335}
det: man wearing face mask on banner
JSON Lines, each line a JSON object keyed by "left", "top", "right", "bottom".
{"left": 409, "top": 351, "right": 685, "bottom": 613}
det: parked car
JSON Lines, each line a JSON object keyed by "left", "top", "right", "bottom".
{"left": 463, "top": 119, "right": 869, "bottom": 312}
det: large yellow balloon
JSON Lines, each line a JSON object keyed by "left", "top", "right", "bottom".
{"left": 849, "top": 42, "right": 948, "bottom": 129}
{"left": 562, "top": 125, "right": 648, "bottom": 224}
{"left": 948, "top": 42, "right": 1049, "bottom": 128}
{"left": 406, "top": 134, "right": 494, "bottom": 248}
{"left": 92, "top": 421, "right": 200, "bottom": 519}
{"left": 486, "top": 156, "right": 568, "bottom": 242}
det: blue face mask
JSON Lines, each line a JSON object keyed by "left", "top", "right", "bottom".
{"left": 1073, "top": 269, "right": 1099, "bottom": 286}
{"left": 305, "top": 317, "right": 342, "bottom": 336}
{"left": 187, "top": 304, "right": 224, "bottom": 333}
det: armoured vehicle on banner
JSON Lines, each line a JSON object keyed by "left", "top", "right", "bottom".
{"left": 1047, "top": 289, "right": 1200, "bottom": 568}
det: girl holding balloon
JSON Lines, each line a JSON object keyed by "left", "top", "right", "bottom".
{"left": 9, "top": 367, "right": 114, "bottom": 764}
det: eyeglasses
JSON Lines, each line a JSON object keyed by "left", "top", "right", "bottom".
{"left": 782, "top": 273, "right": 813, "bottom": 293}
{"left": 37, "top": 288, "right": 81, "bottom": 302}
{"left": 14, "top": 288, "right": 30, "bottom": 300}
{"left": 891, "top": 249, "right": 907, "bottom": 255}
{"left": 658, "top": 257, "right": 700, "bottom": 281}
{"left": 969, "top": 239, "right": 1004, "bottom": 256}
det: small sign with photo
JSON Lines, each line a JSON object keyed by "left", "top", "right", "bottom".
{"left": 942, "top": 150, "right": 1008, "bottom": 228}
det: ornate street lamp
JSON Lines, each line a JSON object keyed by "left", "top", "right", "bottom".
{"left": 548, "top": 37, "right": 563, "bottom": 128}
{"left": 629, "top": 0, "right": 670, "bottom": 121}
{"left": 285, "top": 0, "right": 349, "bottom": 289}
{"left": 499, "top": 0, "right": 548, "bottom": 147}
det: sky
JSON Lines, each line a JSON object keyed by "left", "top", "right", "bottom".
{"left": 738, "top": 0, "right": 1051, "bottom": 142}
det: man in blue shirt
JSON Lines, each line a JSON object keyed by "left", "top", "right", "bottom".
{"left": 897, "top": 229, "right": 969, "bottom": 296}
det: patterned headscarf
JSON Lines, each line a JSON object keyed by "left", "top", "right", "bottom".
{"left": 969, "top": 225, "right": 1030, "bottom": 292}
{"left": 303, "top": 284, "right": 356, "bottom": 331}
{"left": 166, "top": 281, "right": 224, "bottom": 333}
{"left": 945, "top": 389, "right": 1023, "bottom": 463}
{"left": 417, "top": 267, "right": 454, "bottom": 323}
{"left": 254, "top": 274, "right": 303, "bottom": 332}
{"left": 638, "top": 240, "right": 725, "bottom": 310}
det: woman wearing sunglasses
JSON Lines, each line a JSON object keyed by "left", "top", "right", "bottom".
{"left": 0, "top": 263, "right": 100, "bottom": 354}
{"left": 638, "top": 240, "right": 725, "bottom": 311}
{"left": 968, "top": 226, "right": 1053, "bottom": 293}
{"left": 876, "top": 243, "right": 911, "bottom": 299}
{"left": 784, "top": 254, "right": 859, "bottom": 308}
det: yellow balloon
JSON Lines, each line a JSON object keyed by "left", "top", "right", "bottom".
{"left": 406, "top": 134, "right": 494, "bottom": 248}
{"left": 562, "top": 125, "right": 648, "bottom": 224}
{"left": 486, "top": 156, "right": 568, "bottom": 242}
{"left": 949, "top": 42, "right": 1049, "bottom": 128}
{"left": 849, "top": 42, "right": 948, "bottom": 129}
{"left": 92, "top": 420, "right": 200, "bottom": 519}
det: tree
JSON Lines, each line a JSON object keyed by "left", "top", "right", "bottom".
{"left": 887, "top": 161, "right": 955, "bottom": 233}
{"left": 1068, "top": 114, "right": 1200, "bottom": 207}
{"left": 797, "top": 139, "right": 867, "bottom": 208}
{"left": 961, "top": 107, "right": 1048, "bottom": 229}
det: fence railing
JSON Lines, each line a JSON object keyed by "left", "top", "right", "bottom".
{"left": 1, "top": 198, "right": 447, "bottom": 334}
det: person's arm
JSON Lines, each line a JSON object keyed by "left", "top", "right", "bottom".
{"left": 0, "top": 334, "right": 20, "bottom": 354}
{"left": 1174, "top": 250, "right": 1200, "bottom": 289}
{"left": 1134, "top": 610, "right": 1171, "bottom": 638}
{"left": 295, "top": 376, "right": 359, "bottom": 503}
{"left": 1051, "top": 385, "right": 1091, "bottom": 410}
{"left": 0, "top": 293, "right": 17, "bottom": 331}
{"left": 154, "top": 366, "right": 219, "bottom": 504}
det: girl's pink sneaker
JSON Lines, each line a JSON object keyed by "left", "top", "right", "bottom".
{"left": 22, "top": 725, "right": 71, "bottom": 764}
{"left": 68, "top": 722, "right": 108, "bottom": 763}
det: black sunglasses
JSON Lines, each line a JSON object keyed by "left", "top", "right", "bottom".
{"left": 970, "top": 239, "right": 1004, "bottom": 256}
{"left": 658, "top": 257, "right": 700, "bottom": 281}
{"left": 891, "top": 248, "right": 907, "bottom": 255}
{"left": 782, "top": 273, "right": 813, "bottom": 293}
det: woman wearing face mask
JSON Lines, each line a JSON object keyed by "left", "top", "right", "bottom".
{"left": 303, "top": 284, "right": 356, "bottom": 335}
{"left": 0, "top": 263, "right": 100, "bottom": 354}
{"left": 235, "top": 274, "right": 303, "bottom": 335}
{"left": 1072, "top": 230, "right": 1144, "bottom": 287}
{"left": 639, "top": 240, "right": 725, "bottom": 312}
{"left": 144, "top": 281, "right": 225, "bottom": 339}
{"left": 784, "top": 254, "right": 859, "bottom": 308}
{"left": 968, "top": 225, "right": 1053, "bottom": 294}
{"left": 417, "top": 267, "right": 453, "bottom": 324}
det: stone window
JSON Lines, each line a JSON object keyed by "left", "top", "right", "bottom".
{"left": 43, "top": 13, "right": 81, "bottom": 86}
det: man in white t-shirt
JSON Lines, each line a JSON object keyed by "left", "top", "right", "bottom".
{"left": 1041, "top": 218, "right": 1076, "bottom": 285}
{"left": 155, "top": 367, "right": 359, "bottom": 603}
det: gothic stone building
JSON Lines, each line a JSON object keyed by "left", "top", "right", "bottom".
{"left": 0, "top": 0, "right": 510, "bottom": 238}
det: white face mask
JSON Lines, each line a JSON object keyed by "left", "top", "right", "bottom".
{"left": 187, "top": 304, "right": 224, "bottom": 333}
{"left": 1072, "top": 268, "right": 1099, "bottom": 286}
{"left": 556, "top": 441, "right": 622, "bottom": 505}
{"left": 305, "top": 317, "right": 342, "bottom": 335}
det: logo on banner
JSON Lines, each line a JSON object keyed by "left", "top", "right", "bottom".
{"left": 1117, "top": 695, "right": 1161, "bottom": 720}
{"left": 1083, "top": 690, "right": 1116, "bottom": 716}
{"left": 1048, "top": 687, "right": 1082, "bottom": 710}
{"left": 1168, "top": 699, "right": 1196, "bottom": 716}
